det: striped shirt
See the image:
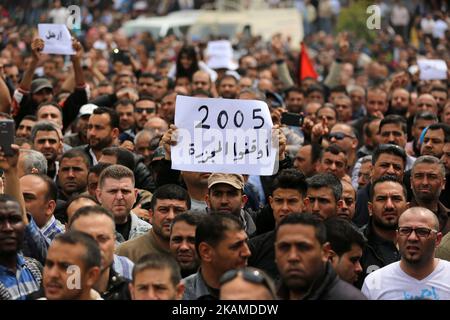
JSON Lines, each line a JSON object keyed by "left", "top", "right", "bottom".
{"left": 0, "top": 254, "right": 41, "bottom": 300}
{"left": 113, "top": 255, "right": 134, "bottom": 281}
{"left": 41, "top": 216, "right": 65, "bottom": 242}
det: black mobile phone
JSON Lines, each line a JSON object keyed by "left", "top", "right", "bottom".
{"left": 0, "top": 120, "right": 14, "bottom": 156}
{"left": 281, "top": 112, "right": 304, "bottom": 127}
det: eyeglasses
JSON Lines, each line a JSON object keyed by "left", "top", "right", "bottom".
{"left": 397, "top": 226, "right": 438, "bottom": 238}
{"left": 328, "top": 132, "right": 355, "bottom": 140}
{"left": 135, "top": 107, "right": 155, "bottom": 114}
{"left": 219, "top": 268, "right": 276, "bottom": 298}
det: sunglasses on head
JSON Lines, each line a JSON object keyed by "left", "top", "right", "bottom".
{"left": 219, "top": 268, "right": 276, "bottom": 298}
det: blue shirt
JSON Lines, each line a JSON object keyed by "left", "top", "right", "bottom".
{"left": 0, "top": 254, "right": 41, "bottom": 300}
{"left": 113, "top": 254, "right": 134, "bottom": 281}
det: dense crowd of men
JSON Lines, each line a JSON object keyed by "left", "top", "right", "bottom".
{"left": 1, "top": 0, "right": 450, "bottom": 300}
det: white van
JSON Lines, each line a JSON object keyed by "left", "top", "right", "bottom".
{"left": 120, "top": 10, "right": 200, "bottom": 39}
{"left": 187, "top": 8, "right": 304, "bottom": 49}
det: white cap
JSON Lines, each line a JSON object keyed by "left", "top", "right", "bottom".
{"left": 78, "top": 104, "right": 98, "bottom": 117}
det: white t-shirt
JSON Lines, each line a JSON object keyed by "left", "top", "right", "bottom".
{"left": 362, "top": 260, "right": 450, "bottom": 300}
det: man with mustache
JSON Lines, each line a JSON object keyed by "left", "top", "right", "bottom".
{"left": 183, "top": 213, "right": 251, "bottom": 300}
{"left": 275, "top": 213, "right": 366, "bottom": 300}
{"left": 42, "top": 231, "right": 102, "bottom": 300}
{"left": 206, "top": 173, "right": 257, "bottom": 237}
{"left": 31, "top": 121, "right": 63, "bottom": 181}
{"left": 170, "top": 212, "right": 201, "bottom": 278}
{"left": 410, "top": 156, "right": 449, "bottom": 235}
{"left": 76, "top": 107, "right": 119, "bottom": 166}
{"left": 68, "top": 205, "right": 133, "bottom": 300}
{"left": 356, "top": 175, "right": 409, "bottom": 289}
{"left": 117, "top": 184, "right": 190, "bottom": 263}
{"left": 363, "top": 207, "right": 450, "bottom": 300}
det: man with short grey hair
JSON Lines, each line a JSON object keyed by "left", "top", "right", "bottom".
{"left": 17, "top": 149, "right": 48, "bottom": 177}
{"left": 410, "top": 155, "right": 449, "bottom": 235}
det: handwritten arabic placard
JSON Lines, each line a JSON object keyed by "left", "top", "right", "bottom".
{"left": 417, "top": 59, "right": 448, "bottom": 80}
{"left": 206, "top": 40, "right": 238, "bottom": 70}
{"left": 172, "top": 95, "right": 278, "bottom": 175}
{"left": 38, "top": 24, "right": 75, "bottom": 55}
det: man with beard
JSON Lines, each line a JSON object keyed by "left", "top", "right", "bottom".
{"left": 363, "top": 207, "right": 450, "bottom": 300}
{"left": 304, "top": 173, "right": 344, "bottom": 221}
{"left": 57, "top": 149, "right": 89, "bottom": 202}
{"left": 353, "top": 144, "right": 407, "bottom": 227}
{"left": 206, "top": 173, "right": 257, "bottom": 237}
{"left": 388, "top": 88, "right": 410, "bottom": 116}
{"left": 117, "top": 184, "right": 190, "bottom": 263}
{"left": 31, "top": 121, "right": 63, "bottom": 180}
{"left": 275, "top": 213, "right": 366, "bottom": 300}
{"left": 64, "top": 104, "right": 98, "bottom": 148}
{"left": 77, "top": 107, "right": 120, "bottom": 166}
{"left": 378, "top": 115, "right": 415, "bottom": 170}
{"left": 410, "top": 156, "right": 449, "bottom": 235}
{"left": 170, "top": 212, "right": 201, "bottom": 278}
{"left": 134, "top": 97, "right": 156, "bottom": 131}
{"left": 68, "top": 206, "right": 132, "bottom": 299}
{"left": 183, "top": 213, "right": 251, "bottom": 300}
{"left": 356, "top": 175, "right": 409, "bottom": 288}
{"left": 217, "top": 75, "right": 239, "bottom": 99}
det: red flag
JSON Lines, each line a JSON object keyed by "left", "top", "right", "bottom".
{"left": 299, "top": 42, "right": 318, "bottom": 82}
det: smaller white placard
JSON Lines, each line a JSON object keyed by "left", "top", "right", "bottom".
{"left": 38, "top": 24, "right": 75, "bottom": 55}
{"left": 417, "top": 59, "right": 447, "bottom": 80}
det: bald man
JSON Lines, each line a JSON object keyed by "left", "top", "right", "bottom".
{"left": 362, "top": 207, "right": 450, "bottom": 300}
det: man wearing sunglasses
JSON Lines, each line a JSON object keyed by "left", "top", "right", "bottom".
{"left": 328, "top": 123, "right": 358, "bottom": 172}
{"left": 134, "top": 97, "right": 156, "bottom": 131}
{"left": 362, "top": 207, "right": 450, "bottom": 300}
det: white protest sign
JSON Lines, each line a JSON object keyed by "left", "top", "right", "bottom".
{"left": 206, "top": 40, "right": 238, "bottom": 70}
{"left": 417, "top": 59, "right": 448, "bottom": 80}
{"left": 38, "top": 24, "right": 75, "bottom": 55}
{"left": 172, "top": 95, "right": 278, "bottom": 175}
